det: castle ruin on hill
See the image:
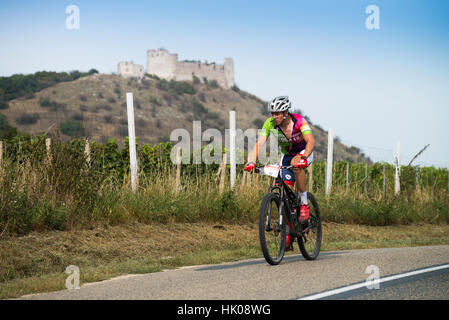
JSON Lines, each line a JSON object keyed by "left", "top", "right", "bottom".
{"left": 117, "top": 49, "right": 235, "bottom": 89}
{"left": 117, "top": 61, "right": 144, "bottom": 79}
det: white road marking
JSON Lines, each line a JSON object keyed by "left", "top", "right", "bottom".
{"left": 299, "top": 263, "right": 449, "bottom": 300}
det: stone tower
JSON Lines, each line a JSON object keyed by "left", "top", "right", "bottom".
{"left": 224, "top": 58, "right": 234, "bottom": 89}
{"left": 146, "top": 49, "right": 178, "bottom": 79}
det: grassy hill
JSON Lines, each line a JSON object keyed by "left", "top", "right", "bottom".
{"left": 0, "top": 73, "right": 369, "bottom": 162}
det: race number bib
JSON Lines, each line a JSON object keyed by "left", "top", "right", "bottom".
{"left": 262, "top": 164, "right": 280, "bottom": 178}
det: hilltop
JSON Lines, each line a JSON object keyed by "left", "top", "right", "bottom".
{"left": 0, "top": 73, "right": 369, "bottom": 162}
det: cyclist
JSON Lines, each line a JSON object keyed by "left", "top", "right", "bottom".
{"left": 244, "top": 96, "right": 315, "bottom": 249}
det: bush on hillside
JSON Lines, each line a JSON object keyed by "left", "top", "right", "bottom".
{"left": 60, "top": 120, "right": 85, "bottom": 137}
{"left": 16, "top": 113, "right": 40, "bottom": 125}
{"left": 38, "top": 97, "right": 66, "bottom": 111}
{"left": 169, "top": 80, "right": 196, "bottom": 95}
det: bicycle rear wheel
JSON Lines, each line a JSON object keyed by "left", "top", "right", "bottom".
{"left": 297, "top": 192, "right": 322, "bottom": 260}
{"left": 259, "top": 192, "right": 286, "bottom": 265}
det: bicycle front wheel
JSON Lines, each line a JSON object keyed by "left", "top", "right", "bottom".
{"left": 259, "top": 192, "right": 286, "bottom": 265}
{"left": 297, "top": 192, "right": 322, "bottom": 260}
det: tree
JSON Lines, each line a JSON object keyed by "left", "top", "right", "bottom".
{"left": 87, "top": 69, "right": 99, "bottom": 75}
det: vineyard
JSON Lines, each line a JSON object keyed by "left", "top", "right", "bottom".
{"left": 0, "top": 135, "right": 448, "bottom": 235}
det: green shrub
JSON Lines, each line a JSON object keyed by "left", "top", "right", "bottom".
{"left": 156, "top": 79, "right": 169, "bottom": 91}
{"left": 208, "top": 80, "right": 219, "bottom": 88}
{"left": 169, "top": 80, "right": 196, "bottom": 95}
{"left": 87, "top": 68, "right": 99, "bottom": 75}
{"left": 30, "top": 199, "right": 69, "bottom": 231}
{"left": 145, "top": 73, "right": 160, "bottom": 80}
{"left": 192, "top": 75, "right": 201, "bottom": 84}
{"left": 0, "top": 136, "right": 107, "bottom": 234}
{"left": 60, "top": 120, "right": 85, "bottom": 137}
{"left": 16, "top": 113, "right": 40, "bottom": 125}
{"left": 191, "top": 98, "right": 208, "bottom": 114}
{"left": 93, "top": 104, "right": 112, "bottom": 112}
{"left": 104, "top": 115, "right": 113, "bottom": 123}
{"left": 39, "top": 97, "right": 51, "bottom": 107}
{"left": 149, "top": 96, "right": 161, "bottom": 105}
{"left": 70, "top": 70, "right": 82, "bottom": 80}
{"left": 38, "top": 97, "right": 66, "bottom": 111}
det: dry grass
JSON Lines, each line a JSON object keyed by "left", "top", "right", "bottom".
{"left": 321, "top": 222, "right": 449, "bottom": 250}
{"left": 1, "top": 221, "right": 448, "bottom": 299}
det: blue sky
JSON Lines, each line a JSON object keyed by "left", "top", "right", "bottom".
{"left": 1, "top": 0, "right": 449, "bottom": 167}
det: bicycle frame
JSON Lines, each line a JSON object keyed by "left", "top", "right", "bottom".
{"left": 256, "top": 165, "right": 303, "bottom": 237}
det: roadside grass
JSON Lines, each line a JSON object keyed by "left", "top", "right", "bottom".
{"left": 1, "top": 136, "right": 448, "bottom": 236}
{"left": 1, "top": 222, "right": 448, "bottom": 299}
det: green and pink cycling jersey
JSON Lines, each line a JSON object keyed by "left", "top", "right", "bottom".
{"left": 260, "top": 113, "right": 312, "bottom": 156}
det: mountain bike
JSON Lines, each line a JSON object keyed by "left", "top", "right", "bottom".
{"left": 255, "top": 164, "right": 322, "bottom": 265}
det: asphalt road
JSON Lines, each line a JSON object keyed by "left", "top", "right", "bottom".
{"left": 18, "top": 245, "right": 449, "bottom": 300}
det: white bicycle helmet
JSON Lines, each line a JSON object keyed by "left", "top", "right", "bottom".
{"left": 268, "top": 96, "right": 291, "bottom": 113}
